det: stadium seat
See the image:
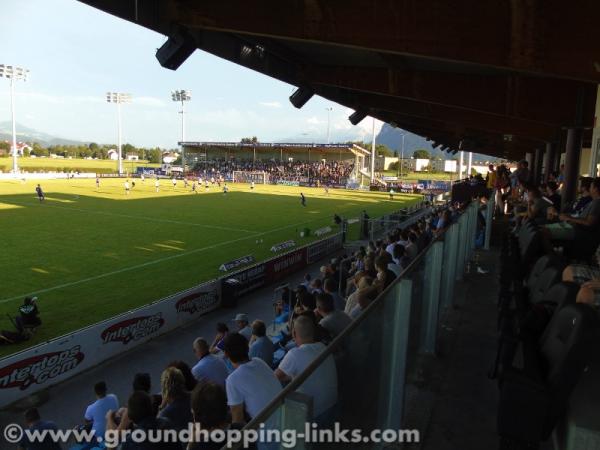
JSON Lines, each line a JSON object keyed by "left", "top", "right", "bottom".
{"left": 497, "top": 303, "right": 600, "bottom": 446}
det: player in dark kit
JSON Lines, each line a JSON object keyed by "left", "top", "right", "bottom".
{"left": 35, "top": 184, "right": 45, "bottom": 202}
{"left": 300, "top": 192, "right": 306, "bottom": 207}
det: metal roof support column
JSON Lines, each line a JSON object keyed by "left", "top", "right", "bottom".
{"left": 533, "top": 147, "right": 543, "bottom": 185}
{"left": 542, "top": 142, "right": 553, "bottom": 183}
{"left": 562, "top": 127, "right": 583, "bottom": 212}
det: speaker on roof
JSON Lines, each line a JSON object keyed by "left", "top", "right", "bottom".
{"left": 156, "top": 28, "right": 196, "bottom": 71}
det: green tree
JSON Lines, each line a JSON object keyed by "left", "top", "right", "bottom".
{"left": 413, "top": 149, "right": 430, "bottom": 159}
{"left": 241, "top": 136, "right": 258, "bottom": 144}
{"left": 375, "top": 144, "right": 393, "bottom": 157}
{"left": 147, "top": 148, "right": 162, "bottom": 163}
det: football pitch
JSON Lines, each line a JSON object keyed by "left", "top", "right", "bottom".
{"left": 0, "top": 178, "right": 421, "bottom": 357}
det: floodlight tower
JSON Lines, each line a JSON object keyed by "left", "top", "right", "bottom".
{"left": 106, "top": 92, "right": 132, "bottom": 175}
{"left": 172, "top": 90, "right": 191, "bottom": 173}
{"left": 0, "top": 65, "right": 29, "bottom": 175}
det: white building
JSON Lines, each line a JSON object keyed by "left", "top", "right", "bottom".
{"left": 107, "top": 149, "right": 119, "bottom": 160}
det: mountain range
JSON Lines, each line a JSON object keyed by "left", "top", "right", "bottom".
{"left": 375, "top": 123, "right": 494, "bottom": 162}
{"left": 0, "top": 122, "right": 87, "bottom": 146}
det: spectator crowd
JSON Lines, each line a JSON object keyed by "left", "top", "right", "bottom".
{"left": 17, "top": 202, "right": 463, "bottom": 450}
{"left": 190, "top": 158, "right": 354, "bottom": 186}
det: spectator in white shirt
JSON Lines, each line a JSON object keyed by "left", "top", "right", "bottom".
{"left": 223, "top": 333, "right": 282, "bottom": 423}
{"left": 405, "top": 232, "right": 419, "bottom": 260}
{"left": 83, "top": 381, "right": 119, "bottom": 441}
{"left": 316, "top": 293, "right": 352, "bottom": 339}
{"left": 233, "top": 313, "right": 252, "bottom": 341}
{"left": 275, "top": 316, "right": 338, "bottom": 426}
{"left": 191, "top": 338, "right": 229, "bottom": 387}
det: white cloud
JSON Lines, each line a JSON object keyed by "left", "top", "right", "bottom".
{"left": 306, "top": 116, "right": 324, "bottom": 125}
{"left": 258, "top": 101, "right": 281, "bottom": 108}
{"left": 134, "top": 96, "right": 166, "bottom": 107}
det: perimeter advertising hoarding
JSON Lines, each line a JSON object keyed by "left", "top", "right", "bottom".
{"left": 0, "top": 280, "right": 219, "bottom": 408}
{"left": 221, "top": 234, "right": 343, "bottom": 300}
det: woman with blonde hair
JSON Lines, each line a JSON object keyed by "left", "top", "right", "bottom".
{"left": 158, "top": 367, "right": 192, "bottom": 431}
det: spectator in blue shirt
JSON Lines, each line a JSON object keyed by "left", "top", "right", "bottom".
{"left": 248, "top": 320, "right": 275, "bottom": 367}
{"left": 19, "top": 408, "right": 61, "bottom": 450}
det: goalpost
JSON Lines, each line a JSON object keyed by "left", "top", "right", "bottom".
{"left": 232, "top": 171, "right": 269, "bottom": 184}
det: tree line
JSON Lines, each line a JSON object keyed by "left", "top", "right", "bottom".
{"left": 0, "top": 141, "right": 176, "bottom": 164}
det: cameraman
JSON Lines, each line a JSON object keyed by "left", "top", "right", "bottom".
{"left": 16, "top": 296, "right": 41, "bottom": 332}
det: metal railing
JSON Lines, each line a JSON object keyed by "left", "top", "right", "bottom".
{"left": 225, "top": 201, "right": 479, "bottom": 449}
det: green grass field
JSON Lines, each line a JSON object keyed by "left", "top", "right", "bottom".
{"left": 0, "top": 178, "right": 421, "bottom": 357}
{"left": 0, "top": 157, "right": 159, "bottom": 174}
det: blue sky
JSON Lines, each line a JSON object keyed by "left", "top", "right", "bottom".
{"left": 0, "top": 0, "right": 381, "bottom": 148}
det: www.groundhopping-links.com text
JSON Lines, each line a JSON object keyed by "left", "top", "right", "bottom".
{"left": 5, "top": 422, "right": 420, "bottom": 448}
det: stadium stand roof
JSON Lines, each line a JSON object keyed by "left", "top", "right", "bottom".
{"left": 78, "top": 0, "right": 600, "bottom": 161}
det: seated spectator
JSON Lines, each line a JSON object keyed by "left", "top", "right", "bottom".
{"left": 107, "top": 391, "right": 180, "bottom": 450}
{"left": 316, "top": 293, "right": 352, "bottom": 339}
{"left": 545, "top": 178, "right": 600, "bottom": 254}
{"left": 189, "top": 382, "right": 252, "bottom": 450}
{"left": 167, "top": 360, "right": 197, "bottom": 392}
{"left": 350, "top": 286, "right": 379, "bottom": 319}
{"left": 374, "top": 254, "right": 397, "bottom": 291}
{"left": 524, "top": 185, "right": 549, "bottom": 224}
{"left": 223, "top": 333, "right": 282, "bottom": 423}
{"left": 275, "top": 315, "right": 338, "bottom": 426}
{"left": 295, "top": 289, "right": 316, "bottom": 312}
{"left": 249, "top": 320, "right": 275, "bottom": 367}
{"left": 393, "top": 244, "right": 411, "bottom": 271}
{"left": 323, "top": 277, "right": 345, "bottom": 310}
{"left": 576, "top": 280, "right": 600, "bottom": 307}
{"left": 545, "top": 181, "right": 561, "bottom": 210}
{"left": 405, "top": 232, "right": 419, "bottom": 260}
{"left": 233, "top": 313, "right": 252, "bottom": 341}
{"left": 311, "top": 278, "right": 324, "bottom": 295}
{"left": 158, "top": 367, "right": 192, "bottom": 431}
{"left": 363, "top": 256, "right": 377, "bottom": 278}
{"left": 209, "top": 322, "right": 229, "bottom": 354}
{"left": 563, "top": 244, "right": 600, "bottom": 282}
{"left": 345, "top": 275, "right": 373, "bottom": 315}
{"left": 191, "top": 338, "right": 229, "bottom": 387}
{"left": 83, "top": 381, "right": 118, "bottom": 443}
{"left": 19, "top": 408, "right": 61, "bottom": 450}
{"left": 132, "top": 373, "right": 161, "bottom": 416}
{"left": 301, "top": 273, "right": 312, "bottom": 291}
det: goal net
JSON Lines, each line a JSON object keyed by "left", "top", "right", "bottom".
{"left": 232, "top": 171, "right": 268, "bottom": 184}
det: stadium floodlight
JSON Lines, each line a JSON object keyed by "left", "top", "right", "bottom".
{"left": 289, "top": 86, "right": 314, "bottom": 109}
{"left": 106, "top": 92, "right": 132, "bottom": 175}
{"left": 0, "top": 64, "right": 29, "bottom": 175}
{"left": 348, "top": 109, "right": 368, "bottom": 126}
{"left": 172, "top": 90, "right": 191, "bottom": 173}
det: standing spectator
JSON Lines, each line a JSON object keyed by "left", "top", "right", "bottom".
{"left": 233, "top": 313, "right": 252, "bottom": 341}
{"left": 275, "top": 316, "right": 338, "bottom": 426}
{"left": 157, "top": 367, "right": 192, "bottom": 431}
{"left": 83, "top": 381, "right": 118, "bottom": 443}
{"left": 223, "top": 333, "right": 282, "bottom": 423}
{"left": 191, "top": 338, "right": 229, "bottom": 387}
{"left": 316, "top": 293, "right": 352, "bottom": 339}
{"left": 248, "top": 320, "right": 275, "bottom": 367}
{"left": 19, "top": 408, "right": 61, "bottom": 450}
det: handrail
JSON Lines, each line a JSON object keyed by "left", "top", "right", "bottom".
{"left": 225, "top": 203, "right": 470, "bottom": 448}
